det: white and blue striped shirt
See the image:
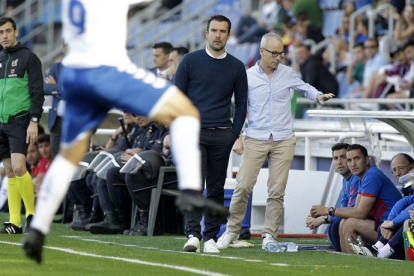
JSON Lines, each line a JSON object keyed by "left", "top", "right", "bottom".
{"left": 245, "top": 61, "right": 322, "bottom": 141}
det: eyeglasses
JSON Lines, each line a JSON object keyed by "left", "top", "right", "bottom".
{"left": 391, "top": 165, "right": 409, "bottom": 175}
{"left": 262, "top": 47, "right": 285, "bottom": 58}
{"left": 364, "top": 45, "right": 378, "bottom": 49}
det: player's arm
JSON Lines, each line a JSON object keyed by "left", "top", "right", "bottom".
{"left": 27, "top": 52, "right": 45, "bottom": 121}
{"left": 332, "top": 195, "right": 376, "bottom": 219}
{"left": 44, "top": 63, "right": 60, "bottom": 96}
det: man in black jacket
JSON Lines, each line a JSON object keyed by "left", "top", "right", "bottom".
{"left": 296, "top": 44, "right": 339, "bottom": 97}
{"left": 0, "top": 17, "right": 44, "bottom": 234}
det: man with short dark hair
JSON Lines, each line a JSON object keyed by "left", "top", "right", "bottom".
{"left": 306, "top": 143, "right": 359, "bottom": 252}
{"left": 353, "top": 153, "right": 414, "bottom": 259}
{"left": 311, "top": 144, "right": 402, "bottom": 253}
{"left": 151, "top": 42, "right": 173, "bottom": 78}
{"left": 166, "top": 47, "right": 189, "bottom": 82}
{"left": 175, "top": 14, "right": 248, "bottom": 253}
{"left": 0, "top": 17, "right": 44, "bottom": 234}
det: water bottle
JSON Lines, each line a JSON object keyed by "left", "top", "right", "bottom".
{"left": 282, "top": 242, "right": 298, "bottom": 252}
{"left": 264, "top": 242, "right": 287, "bottom": 253}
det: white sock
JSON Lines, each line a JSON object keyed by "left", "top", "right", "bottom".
{"left": 31, "top": 155, "right": 78, "bottom": 235}
{"left": 377, "top": 243, "right": 394, "bottom": 258}
{"left": 170, "top": 116, "right": 202, "bottom": 191}
{"left": 374, "top": 241, "right": 385, "bottom": 250}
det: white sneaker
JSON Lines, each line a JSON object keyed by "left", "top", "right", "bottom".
{"left": 183, "top": 235, "right": 200, "bottom": 252}
{"left": 262, "top": 233, "right": 276, "bottom": 249}
{"left": 216, "top": 230, "right": 240, "bottom": 249}
{"left": 203, "top": 239, "right": 220, "bottom": 253}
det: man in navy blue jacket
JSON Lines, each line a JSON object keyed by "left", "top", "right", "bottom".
{"left": 44, "top": 44, "right": 66, "bottom": 157}
{"left": 174, "top": 14, "right": 248, "bottom": 253}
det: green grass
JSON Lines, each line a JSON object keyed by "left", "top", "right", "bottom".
{"left": 0, "top": 213, "right": 413, "bottom": 275}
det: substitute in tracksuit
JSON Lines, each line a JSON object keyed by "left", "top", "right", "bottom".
{"left": 0, "top": 17, "right": 44, "bottom": 234}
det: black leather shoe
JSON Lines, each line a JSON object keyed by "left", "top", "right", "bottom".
{"left": 22, "top": 228, "right": 45, "bottom": 264}
{"left": 89, "top": 211, "right": 124, "bottom": 235}
{"left": 175, "top": 190, "right": 229, "bottom": 221}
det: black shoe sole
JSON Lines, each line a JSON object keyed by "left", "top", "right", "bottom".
{"left": 184, "top": 245, "right": 198, "bottom": 252}
{"left": 175, "top": 193, "right": 229, "bottom": 220}
{"left": 22, "top": 229, "right": 45, "bottom": 264}
{"left": 89, "top": 226, "right": 123, "bottom": 235}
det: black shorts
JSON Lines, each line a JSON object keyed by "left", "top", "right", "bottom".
{"left": 0, "top": 113, "right": 30, "bottom": 159}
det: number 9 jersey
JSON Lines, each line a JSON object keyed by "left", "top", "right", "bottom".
{"left": 62, "top": 0, "right": 140, "bottom": 68}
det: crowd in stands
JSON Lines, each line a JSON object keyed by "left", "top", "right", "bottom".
{"left": 230, "top": 0, "right": 414, "bottom": 110}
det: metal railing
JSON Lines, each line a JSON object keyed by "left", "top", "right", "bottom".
{"left": 349, "top": 4, "right": 372, "bottom": 51}
{"left": 311, "top": 38, "right": 336, "bottom": 74}
{"left": 296, "top": 98, "right": 414, "bottom": 111}
{"left": 368, "top": 3, "right": 395, "bottom": 38}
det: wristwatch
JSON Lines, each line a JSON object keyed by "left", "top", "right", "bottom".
{"left": 324, "top": 215, "right": 330, "bottom": 223}
{"left": 328, "top": 207, "right": 336, "bottom": 217}
{"left": 30, "top": 117, "right": 39, "bottom": 123}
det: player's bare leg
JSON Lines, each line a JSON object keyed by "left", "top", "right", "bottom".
{"left": 340, "top": 218, "right": 376, "bottom": 253}
{"left": 22, "top": 132, "right": 92, "bottom": 263}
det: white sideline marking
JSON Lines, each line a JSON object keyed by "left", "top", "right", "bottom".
{"left": 61, "top": 236, "right": 266, "bottom": 263}
{"left": 270, "top": 263, "right": 350, "bottom": 268}
{"left": 0, "top": 241, "right": 230, "bottom": 276}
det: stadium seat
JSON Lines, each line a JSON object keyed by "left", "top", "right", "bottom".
{"left": 131, "top": 166, "right": 178, "bottom": 236}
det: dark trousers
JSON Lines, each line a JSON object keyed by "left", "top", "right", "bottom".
{"left": 185, "top": 128, "right": 235, "bottom": 242}
{"left": 106, "top": 166, "right": 128, "bottom": 214}
{"left": 50, "top": 116, "right": 62, "bottom": 158}
{"left": 327, "top": 219, "right": 342, "bottom": 252}
{"left": 68, "top": 178, "right": 93, "bottom": 211}
{"left": 97, "top": 179, "right": 112, "bottom": 213}
{"left": 86, "top": 173, "right": 101, "bottom": 211}
{"left": 125, "top": 169, "right": 177, "bottom": 211}
{"left": 377, "top": 224, "right": 405, "bottom": 260}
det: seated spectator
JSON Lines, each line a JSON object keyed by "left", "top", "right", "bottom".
{"left": 355, "top": 16, "right": 369, "bottom": 45}
{"left": 310, "top": 144, "right": 402, "bottom": 253}
{"left": 280, "top": 15, "right": 296, "bottom": 47}
{"left": 348, "top": 38, "right": 388, "bottom": 98}
{"left": 363, "top": 46, "right": 410, "bottom": 99}
{"left": 351, "top": 153, "right": 414, "bottom": 259}
{"left": 105, "top": 112, "right": 138, "bottom": 151}
{"left": 394, "top": 4, "right": 414, "bottom": 43}
{"left": 237, "top": 0, "right": 279, "bottom": 44}
{"left": 337, "top": 15, "right": 350, "bottom": 45}
{"left": 306, "top": 143, "right": 359, "bottom": 252}
{"left": 86, "top": 121, "right": 168, "bottom": 235}
{"left": 295, "top": 12, "right": 324, "bottom": 44}
{"left": 32, "top": 135, "right": 53, "bottom": 196}
{"left": 346, "top": 43, "right": 366, "bottom": 87}
{"left": 386, "top": 40, "right": 414, "bottom": 103}
{"left": 296, "top": 44, "right": 339, "bottom": 97}
{"left": 292, "top": 0, "right": 323, "bottom": 29}
{"left": 70, "top": 115, "right": 144, "bottom": 232}
{"left": 343, "top": 1, "right": 356, "bottom": 17}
